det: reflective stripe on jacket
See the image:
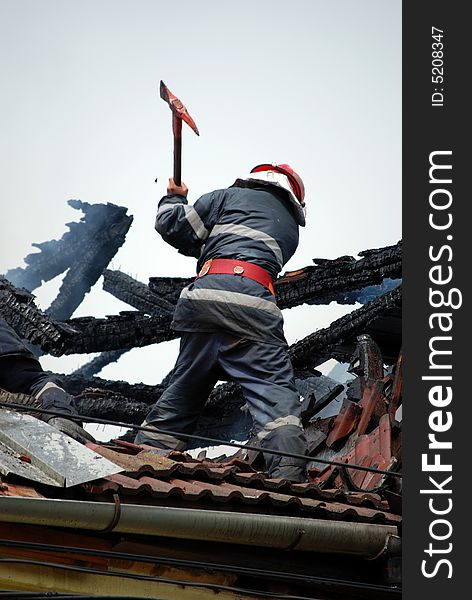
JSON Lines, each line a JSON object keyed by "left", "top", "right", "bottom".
{"left": 155, "top": 183, "right": 299, "bottom": 345}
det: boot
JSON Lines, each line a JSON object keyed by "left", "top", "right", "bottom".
{"left": 261, "top": 425, "right": 308, "bottom": 482}
{"left": 268, "top": 461, "right": 307, "bottom": 482}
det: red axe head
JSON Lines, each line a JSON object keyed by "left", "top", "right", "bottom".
{"left": 160, "top": 80, "right": 199, "bottom": 136}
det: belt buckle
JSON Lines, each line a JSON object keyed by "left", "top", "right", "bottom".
{"left": 199, "top": 259, "right": 212, "bottom": 277}
{"left": 233, "top": 265, "right": 244, "bottom": 275}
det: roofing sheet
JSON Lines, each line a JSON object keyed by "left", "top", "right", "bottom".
{"left": 0, "top": 410, "right": 122, "bottom": 487}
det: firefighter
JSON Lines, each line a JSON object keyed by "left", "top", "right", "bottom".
{"left": 0, "top": 317, "right": 94, "bottom": 443}
{"left": 135, "top": 164, "right": 308, "bottom": 481}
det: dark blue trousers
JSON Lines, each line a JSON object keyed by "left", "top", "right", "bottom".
{"left": 135, "top": 331, "right": 307, "bottom": 480}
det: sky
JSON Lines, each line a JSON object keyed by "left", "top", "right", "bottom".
{"left": 0, "top": 0, "right": 401, "bottom": 418}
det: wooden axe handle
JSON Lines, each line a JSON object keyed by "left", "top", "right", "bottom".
{"left": 172, "top": 115, "right": 182, "bottom": 186}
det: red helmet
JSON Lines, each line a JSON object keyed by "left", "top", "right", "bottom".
{"left": 249, "top": 163, "right": 306, "bottom": 225}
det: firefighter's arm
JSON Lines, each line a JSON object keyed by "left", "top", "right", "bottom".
{"left": 155, "top": 179, "right": 224, "bottom": 257}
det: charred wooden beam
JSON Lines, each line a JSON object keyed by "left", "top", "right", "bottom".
{"left": 75, "top": 393, "right": 150, "bottom": 424}
{"left": 2, "top": 269, "right": 401, "bottom": 369}
{"left": 6, "top": 200, "right": 131, "bottom": 290}
{"left": 73, "top": 390, "right": 252, "bottom": 445}
{"left": 147, "top": 242, "right": 402, "bottom": 309}
{"left": 289, "top": 286, "right": 402, "bottom": 369}
{"left": 277, "top": 242, "right": 401, "bottom": 309}
{"left": 0, "top": 276, "right": 76, "bottom": 352}
{"left": 47, "top": 202, "right": 132, "bottom": 320}
{"left": 1, "top": 278, "right": 176, "bottom": 356}
{"left": 0, "top": 389, "right": 42, "bottom": 419}
{"left": 148, "top": 276, "right": 190, "bottom": 305}
{"left": 60, "top": 312, "right": 176, "bottom": 355}
{"left": 71, "top": 349, "right": 128, "bottom": 378}
{"left": 6, "top": 201, "right": 133, "bottom": 321}
{"left": 59, "top": 372, "right": 166, "bottom": 403}
{"left": 103, "top": 269, "right": 175, "bottom": 316}
{"left": 79, "top": 268, "right": 177, "bottom": 374}
{"left": 64, "top": 377, "right": 245, "bottom": 440}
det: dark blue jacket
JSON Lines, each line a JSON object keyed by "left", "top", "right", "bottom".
{"left": 155, "top": 181, "right": 299, "bottom": 345}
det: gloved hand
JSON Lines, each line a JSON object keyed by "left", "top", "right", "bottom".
{"left": 35, "top": 382, "right": 96, "bottom": 445}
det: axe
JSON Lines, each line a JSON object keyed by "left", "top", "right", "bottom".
{"left": 160, "top": 80, "right": 199, "bottom": 186}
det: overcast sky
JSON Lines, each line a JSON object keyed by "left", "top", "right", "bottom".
{"left": 0, "top": 0, "right": 401, "bottom": 391}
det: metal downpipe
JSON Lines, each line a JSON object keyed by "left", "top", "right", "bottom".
{"left": 0, "top": 497, "right": 400, "bottom": 559}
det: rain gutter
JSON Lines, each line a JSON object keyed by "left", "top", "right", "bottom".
{"left": 0, "top": 497, "right": 400, "bottom": 559}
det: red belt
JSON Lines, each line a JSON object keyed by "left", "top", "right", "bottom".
{"left": 196, "top": 258, "right": 275, "bottom": 296}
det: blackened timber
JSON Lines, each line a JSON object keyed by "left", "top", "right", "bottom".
{"left": 69, "top": 383, "right": 251, "bottom": 442}
{"left": 103, "top": 270, "right": 175, "bottom": 316}
{"left": 0, "top": 276, "right": 76, "bottom": 352}
{"left": 6, "top": 200, "right": 132, "bottom": 290}
{"left": 71, "top": 349, "right": 129, "bottom": 378}
{"left": 6, "top": 201, "right": 132, "bottom": 321}
{"left": 75, "top": 393, "right": 150, "bottom": 424}
{"left": 147, "top": 242, "right": 402, "bottom": 308}
{"left": 1, "top": 279, "right": 176, "bottom": 356}
{"left": 60, "top": 373, "right": 166, "bottom": 403}
{"left": 79, "top": 266, "right": 177, "bottom": 375}
{"left": 289, "top": 286, "right": 402, "bottom": 369}
{"left": 60, "top": 312, "right": 175, "bottom": 355}
{"left": 0, "top": 389, "right": 43, "bottom": 419}
{"left": 148, "top": 276, "right": 190, "bottom": 305}
{"left": 277, "top": 242, "right": 401, "bottom": 309}
{"left": 47, "top": 203, "right": 132, "bottom": 320}
{"left": 3, "top": 268, "right": 400, "bottom": 368}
